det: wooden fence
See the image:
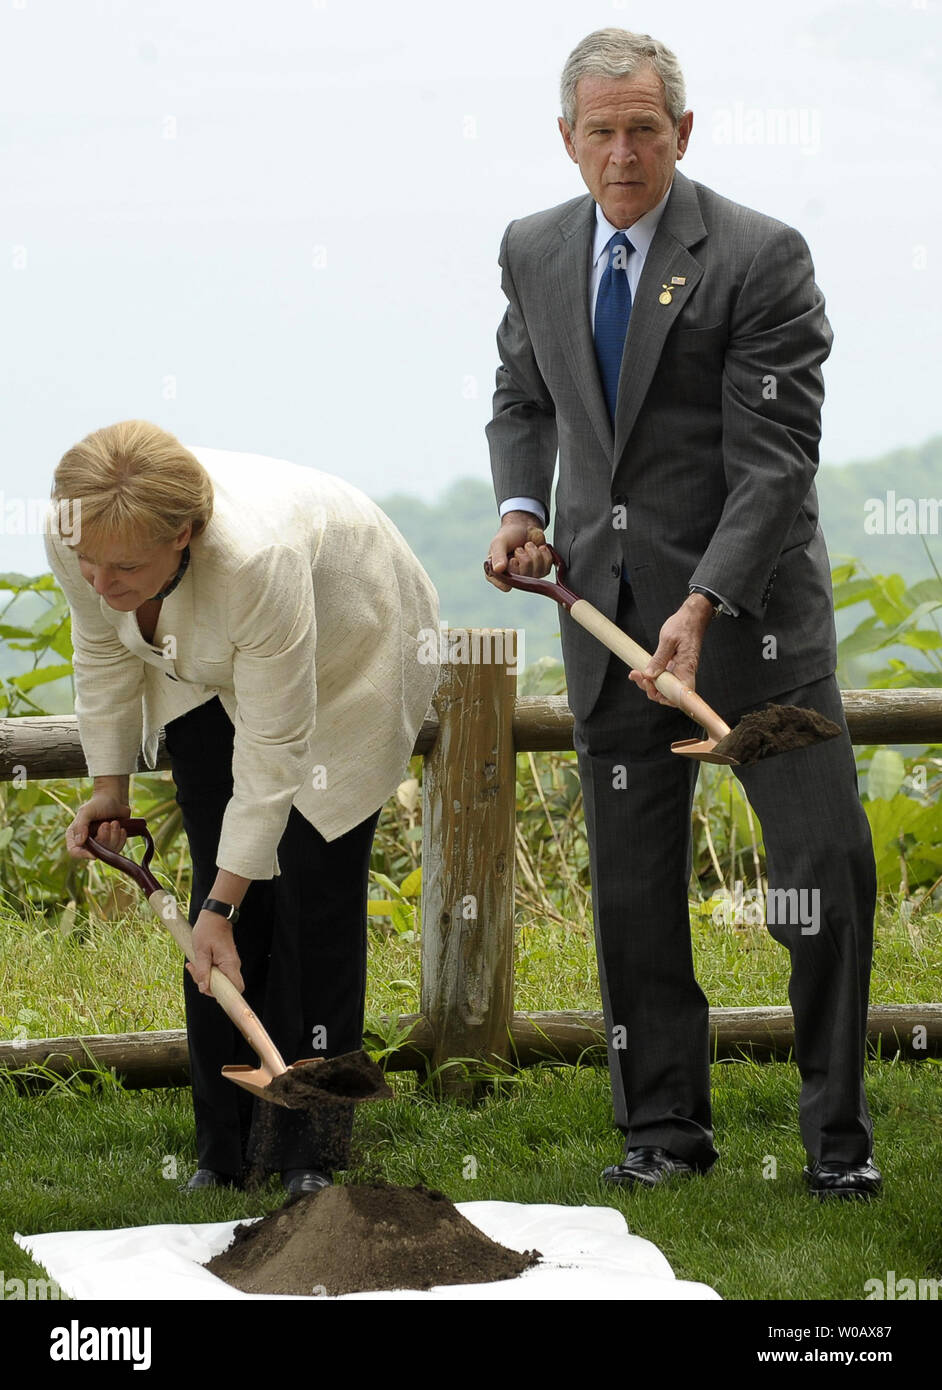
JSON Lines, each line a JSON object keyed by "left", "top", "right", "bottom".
{"left": 2, "top": 632, "right": 942, "bottom": 1095}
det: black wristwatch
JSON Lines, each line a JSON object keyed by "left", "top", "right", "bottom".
{"left": 688, "top": 586, "right": 726, "bottom": 618}
{"left": 202, "top": 897, "right": 240, "bottom": 925}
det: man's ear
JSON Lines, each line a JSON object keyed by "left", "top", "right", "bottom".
{"left": 558, "top": 116, "right": 578, "bottom": 163}
{"left": 676, "top": 109, "right": 694, "bottom": 160}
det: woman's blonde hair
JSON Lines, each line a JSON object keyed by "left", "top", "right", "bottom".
{"left": 52, "top": 420, "right": 214, "bottom": 547}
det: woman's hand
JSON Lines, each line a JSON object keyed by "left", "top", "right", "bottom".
{"left": 67, "top": 790, "right": 132, "bottom": 859}
{"left": 188, "top": 910, "right": 245, "bottom": 995}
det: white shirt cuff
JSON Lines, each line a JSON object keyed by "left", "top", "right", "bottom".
{"left": 499, "top": 496, "right": 548, "bottom": 526}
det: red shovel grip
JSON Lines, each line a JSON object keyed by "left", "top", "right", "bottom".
{"left": 85, "top": 816, "right": 161, "bottom": 896}
{"left": 483, "top": 542, "right": 581, "bottom": 610}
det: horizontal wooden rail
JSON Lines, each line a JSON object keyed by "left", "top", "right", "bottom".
{"left": 1, "top": 1005, "right": 938, "bottom": 1088}
{"left": 513, "top": 690, "right": 942, "bottom": 752}
{"left": 0, "top": 713, "right": 442, "bottom": 780}
{"left": 2, "top": 690, "right": 942, "bottom": 780}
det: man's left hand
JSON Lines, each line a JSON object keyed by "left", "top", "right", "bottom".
{"left": 628, "top": 593, "right": 715, "bottom": 704}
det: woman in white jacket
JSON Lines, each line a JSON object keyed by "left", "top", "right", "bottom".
{"left": 48, "top": 420, "right": 439, "bottom": 1193}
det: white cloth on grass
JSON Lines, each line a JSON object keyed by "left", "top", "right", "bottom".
{"left": 16, "top": 1200, "right": 720, "bottom": 1301}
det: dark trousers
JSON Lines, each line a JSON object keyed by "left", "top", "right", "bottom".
{"left": 573, "top": 581, "right": 876, "bottom": 1168}
{"left": 163, "top": 697, "right": 381, "bottom": 1179}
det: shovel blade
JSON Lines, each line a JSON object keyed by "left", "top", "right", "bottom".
{"left": 220, "top": 1058, "right": 327, "bottom": 1108}
{"left": 671, "top": 737, "right": 739, "bottom": 767}
{"left": 220, "top": 1063, "right": 290, "bottom": 1106}
{"left": 220, "top": 1056, "right": 384, "bottom": 1109}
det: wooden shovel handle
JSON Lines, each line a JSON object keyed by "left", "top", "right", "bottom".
{"left": 485, "top": 546, "right": 731, "bottom": 741}
{"left": 86, "top": 816, "right": 286, "bottom": 1075}
{"left": 144, "top": 888, "right": 287, "bottom": 1076}
{"left": 568, "top": 599, "right": 730, "bottom": 741}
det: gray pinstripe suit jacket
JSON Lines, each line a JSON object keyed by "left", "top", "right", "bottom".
{"left": 487, "top": 168, "right": 838, "bottom": 722}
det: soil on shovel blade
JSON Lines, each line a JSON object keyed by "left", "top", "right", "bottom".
{"left": 205, "top": 1183, "right": 541, "bottom": 1296}
{"left": 715, "top": 703, "right": 841, "bottom": 766}
{"left": 266, "top": 1051, "right": 393, "bottom": 1107}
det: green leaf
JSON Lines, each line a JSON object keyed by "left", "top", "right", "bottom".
{"left": 866, "top": 750, "right": 906, "bottom": 801}
{"left": 14, "top": 781, "right": 43, "bottom": 811}
{"left": 829, "top": 561, "right": 859, "bottom": 587}
{"left": 0, "top": 573, "right": 59, "bottom": 592}
{"left": 864, "top": 796, "right": 929, "bottom": 889}
{"left": 898, "top": 630, "right": 942, "bottom": 651}
{"left": 904, "top": 578, "right": 942, "bottom": 607}
{"left": 869, "top": 573, "right": 908, "bottom": 625}
{"left": 883, "top": 599, "right": 942, "bottom": 639}
{"left": 370, "top": 872, "right": 404, "bottom": 900}
{"left": 11, "top": 663, "right": 74, "bottom": 692}
{"left": 390, "top": 901, "right": 415, "bottom": 936}
{"left": 366, "top": 900, "right": 396, "bottom": 916}
{"left": 400, "top": 867, "right": 422, "bottom": 898}
{"left": 837, "top": 619, "right": 888, "bottom": 659}
{"left": 47, "top": 627, "right": 74, "bottom": 661}
{"left": 831, "top": 578, "right": 878, "bottom": 610}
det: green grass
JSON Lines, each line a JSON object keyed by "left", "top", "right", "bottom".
{"left": 1, "top": 1060, "right": 940, "bottom": 1300}
{"left": 0, "top": 896, "right": 939, "bottom": 1301}
{"left": 2, "top": 896, "right": 938, "bottom": 1039}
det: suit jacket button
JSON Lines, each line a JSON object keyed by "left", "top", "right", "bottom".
{"left": 611, "top": 563, "right": 620, "bottom": 578}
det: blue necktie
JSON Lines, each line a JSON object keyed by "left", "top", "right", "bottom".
{"left": 594, "top": 231, "right": 634, "bottom": 583}
{"left": 593, "top": 231, "right": 634, "bottom": 425}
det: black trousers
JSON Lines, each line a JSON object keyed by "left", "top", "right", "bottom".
{"left": 163, "top": 697, "right": 381, "bottom": 1179}
{"left": 574, "top": 581, "right": 876, "bottom": 1168}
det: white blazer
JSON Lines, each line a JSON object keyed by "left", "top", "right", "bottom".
{"left": 45, "top": 447, "right": 441, "bottom": 879}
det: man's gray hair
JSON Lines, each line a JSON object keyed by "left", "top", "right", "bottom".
{"left": 560, "top": 28, "right": 687, "bottom": 129}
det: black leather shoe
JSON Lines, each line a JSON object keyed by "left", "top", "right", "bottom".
{"left": 602, "top": 1146, "right": 698, "bottom": 1188}
{"left": 282, "top": 1168, "right": 332, "bottom": 1196}
{"left": 183, "top": 1168, "right": 241, "bottom": 1192}
{"left": 803, "top": 1156, "right": 882, "bottom": 1199}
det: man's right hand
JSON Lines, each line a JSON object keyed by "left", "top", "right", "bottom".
{"left": 486, "top": 510, "right": 554, "bottom": 591}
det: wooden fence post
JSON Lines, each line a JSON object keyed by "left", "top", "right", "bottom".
{"left": 420, "top": 629, "right": 518, "bottom": 1097}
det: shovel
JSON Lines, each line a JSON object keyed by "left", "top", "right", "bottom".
{"left": 85, "top": 816, "right": 392, "bottom": 1110}
{"left": 484, "top": 544, "right": 840, "bottom": 767}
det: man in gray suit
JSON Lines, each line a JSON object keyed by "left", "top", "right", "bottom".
{"left": 486, "top": 28, "right": 880, "bottom": 1198}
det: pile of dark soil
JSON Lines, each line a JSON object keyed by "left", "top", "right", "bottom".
{"left": 714, "top": 703, "right": 841, "bottom": 766}
{"left": 205, "top": 1183, "right": 541, "bottom": 1296}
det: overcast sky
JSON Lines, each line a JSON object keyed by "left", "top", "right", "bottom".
{"left": 2, "top": 0, "right": 940, "bottom": 574}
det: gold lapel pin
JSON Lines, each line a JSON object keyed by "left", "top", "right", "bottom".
{"left": 659, "top": 284, "right": 673, "bottom": 304}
